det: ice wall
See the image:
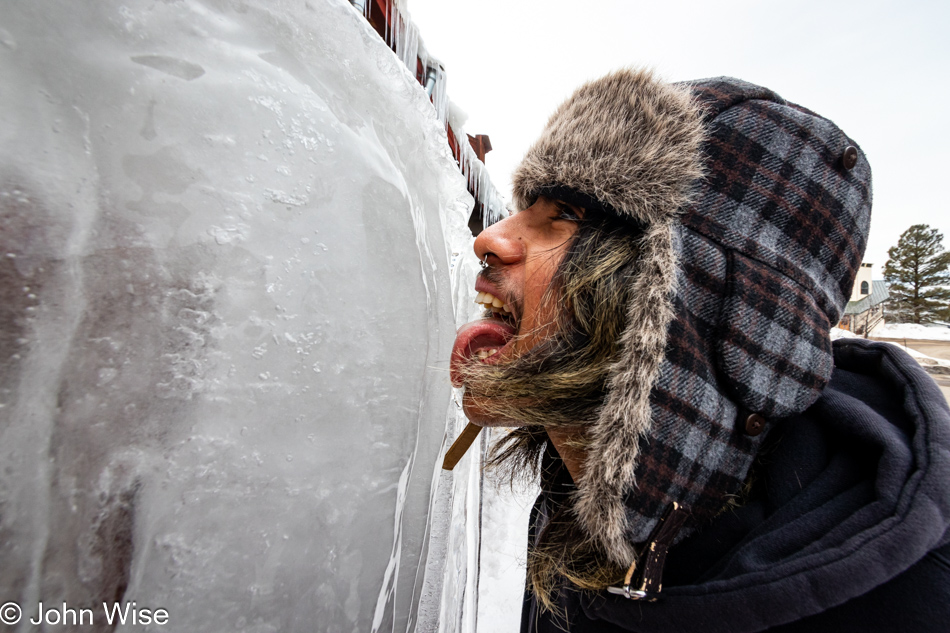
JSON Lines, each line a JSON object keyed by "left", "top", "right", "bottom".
{"left": 0, "top": 1, "right": 476, "bottom": 631}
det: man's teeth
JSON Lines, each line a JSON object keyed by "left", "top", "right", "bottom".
{"left": 474, "top": 291, "right": 511, "bottom": 314}
{"left": 475, "top": 348, "right": 499, "bottom": 360}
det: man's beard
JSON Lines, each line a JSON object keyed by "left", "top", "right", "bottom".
{"left": 455, "top": 306, "right": 612, "bottom": 431}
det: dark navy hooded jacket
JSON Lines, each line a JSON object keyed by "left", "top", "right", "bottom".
{"left": 523, "top": 339, "right": 950, "bottom": 632}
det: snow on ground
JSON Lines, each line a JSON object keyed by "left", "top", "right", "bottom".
{"left": 886, "top": 344, "right": 950, "bottom": 367}
{"left": 831, "top": 327, "right": 860, "bottom": 340}
{"left": 873, "top": 323, "right": 950, "bottom": 341}
{"left": 832, "top": 328, "right": 950, "bottom": 366}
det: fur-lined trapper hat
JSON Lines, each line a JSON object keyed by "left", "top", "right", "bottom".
{"left": 512, "top": 70, "right": 872, "bottom": 571}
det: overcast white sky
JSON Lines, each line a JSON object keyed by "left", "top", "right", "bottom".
{"left": 406, "top": 0, "right": 949, "bottom": 276}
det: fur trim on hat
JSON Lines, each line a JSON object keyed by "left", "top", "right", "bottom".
{"left": 512, "top": 68, "right": 705, "bottom": 224}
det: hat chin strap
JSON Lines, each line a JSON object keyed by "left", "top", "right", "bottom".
{"left": 607, "top": 502, "right": 690, "bottom": 601}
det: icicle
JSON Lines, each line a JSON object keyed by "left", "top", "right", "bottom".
{"left": 387, "top": 0, "right": 413, "bottom": 73}
{"left": 385, "top": 0, "right": 393, "bottom": 51}
{"left": 403, "top": 21, "right": 420, "bottom": 71}
{"left": 448, "top": 125, "right": 507, "bottom": 232}
{"left": 417, "top": 47, "right": 429, "bottom": 85}
{"left": 388, "top": 3, "right": 398, "bottom": 58}
{"left": 395, "top": 12, "right": 406, "bottom": 66}
{"left": 429, "top": 65, "right": 448, "bottom": 125}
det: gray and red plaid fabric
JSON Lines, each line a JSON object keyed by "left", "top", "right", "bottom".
{"left": 628, "top": 77, "right": 873, "bottom": 538}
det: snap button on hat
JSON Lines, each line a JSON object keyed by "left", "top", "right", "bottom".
{"left": 842, "top": 146, "right": 858, "bottom": 170}
{"left": 744, "top": 413, "right": 766, "bottom": 436}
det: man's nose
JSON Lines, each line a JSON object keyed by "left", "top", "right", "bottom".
{"left": 473, "top": 214, "right": 523, "bottom": 266}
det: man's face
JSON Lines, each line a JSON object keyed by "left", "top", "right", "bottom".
{"left": 450, "top": 196, "right": 582, "bottom": 426}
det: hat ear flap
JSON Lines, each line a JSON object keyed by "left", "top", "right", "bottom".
{"left": 716, "top": 251, "right": 834, "bottom": 418}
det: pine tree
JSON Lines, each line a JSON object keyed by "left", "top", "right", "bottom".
{"left": 883, "top": 224, "right": 950, "bottom": 323}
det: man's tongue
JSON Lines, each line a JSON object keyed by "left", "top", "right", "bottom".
{"left": 450, "top": 318, "right": 516, "bottom": 386}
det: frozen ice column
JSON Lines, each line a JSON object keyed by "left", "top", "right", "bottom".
{"left": 0, "top": 0, "right": 473, "bottom": 631}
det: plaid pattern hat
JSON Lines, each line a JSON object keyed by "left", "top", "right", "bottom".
{"left": 512, "top": 71, "right": 873, "bottom": 567}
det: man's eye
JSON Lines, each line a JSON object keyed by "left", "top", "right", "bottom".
{"left": 555, "top": 203, "right": 581, "bottom": 221}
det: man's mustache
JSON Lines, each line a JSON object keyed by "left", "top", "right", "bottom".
{"left": 477, "top": 266, "right": 503, "bottom": 286}
{"left": 476, "top": 267, "right": 522, "bottom": 328}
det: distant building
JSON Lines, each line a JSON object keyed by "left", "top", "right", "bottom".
{"left": 837, "top": 263, "right": 889, "bottom": 336}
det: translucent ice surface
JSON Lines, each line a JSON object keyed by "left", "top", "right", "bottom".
{"left": 0, "top": 1, "right": 478, "bottom": 631}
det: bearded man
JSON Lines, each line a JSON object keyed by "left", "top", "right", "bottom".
{"left": 449, "top": 70, "right": 950, "bottom": 632}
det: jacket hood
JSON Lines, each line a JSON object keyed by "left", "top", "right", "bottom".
{"left": 511, "top": 71, "right": 874, "bottom": 568}
{"left": 585, "top": 339, "right": 950, "bottom": 631}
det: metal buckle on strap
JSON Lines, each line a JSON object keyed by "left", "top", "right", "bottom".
{"left": 607, "top": 501, "right": 690, "bottom": 601}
